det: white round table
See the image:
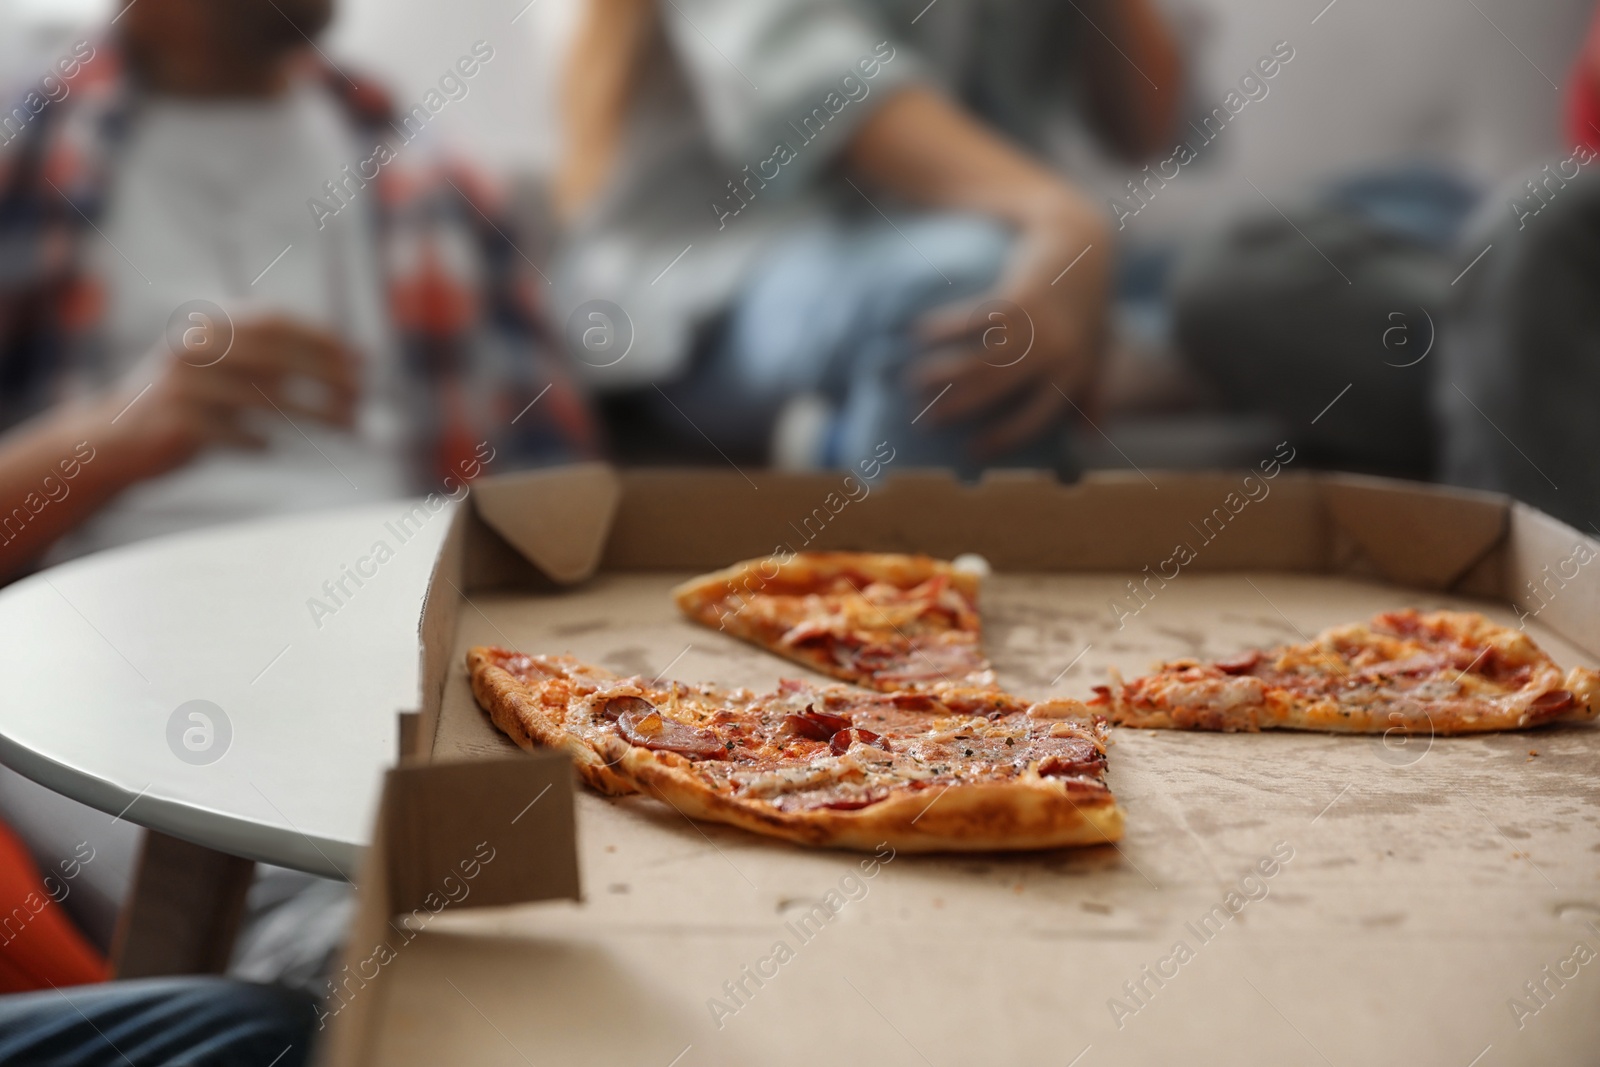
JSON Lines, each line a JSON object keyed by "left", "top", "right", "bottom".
{"left": 0, "top": 501, "right": 452, "bottom": 881}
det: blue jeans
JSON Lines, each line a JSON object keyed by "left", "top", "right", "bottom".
{"left": 0, "top": 978, "right": 317, "bottom": 1067}
{"left": 662, "top": 214, "right": 1073, "bottom": 479}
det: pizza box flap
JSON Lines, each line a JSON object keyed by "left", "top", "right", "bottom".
{"left": 470, "top": 463, "right": 621, "bottom": 585}
{"left": 599, "top": 466, "right": 1326, "bottom": 573}
{"left": 1317, "top": 474, "right": 1507, "bottom": 590}
{"left": 317, "top": 754, "right": 580, "bottom": 1066}
{"left": 1508, "top": 502, "right": 1600, "bottom": 656}
{"left": 381, "top": 755, "right": 580, "bottom": 913}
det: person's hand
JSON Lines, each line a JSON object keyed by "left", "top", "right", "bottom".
{"left": 98, "top": 315, "right": 359, "bottom": 480}
{"left": 909, "top": 193, "right": 1112, "bottom": 458}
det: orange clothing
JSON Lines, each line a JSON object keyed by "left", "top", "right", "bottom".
{"left": 0, "top": 817, "right": 107, "bottom": 992}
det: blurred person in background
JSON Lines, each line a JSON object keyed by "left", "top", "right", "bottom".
{"left": 549, "top": 0, "right": 1185, "bottom": 478}
{"left": 0, "top": 0, "right": 595, "bottom": 1060}
{"left": 1171, "top": 0, "right": 1597, "bottom": 529}
{"left": 1433, "top": 2, "right": 1600, "bottom": 533}
{"left": 0, "top": 0, "right": 595, "bottom": 585}
{"left": 1170, "top": 142, "right": 1478, "bottom": 484}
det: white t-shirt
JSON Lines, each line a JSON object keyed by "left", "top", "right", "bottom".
{"left": 57, "top": 83, "right": 405, "bottom": 558}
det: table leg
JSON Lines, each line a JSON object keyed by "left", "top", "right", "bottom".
{"left": 110, "top": 830, "right": 255, "bottom": 978}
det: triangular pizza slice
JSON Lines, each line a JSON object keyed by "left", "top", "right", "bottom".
{"left": 1097, "top": 609, "right": 1599, "bottom": 734}
{"left": 467, "top": 647, "right": 1121, "bottom": 852}
{"left": 672, "top": 551, "right": 995, "bottom": 692}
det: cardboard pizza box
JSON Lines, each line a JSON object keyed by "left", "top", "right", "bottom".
{"left": 319, "top": 465, "right": 1600, "bottom": 1067}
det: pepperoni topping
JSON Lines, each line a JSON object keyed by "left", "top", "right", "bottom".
{"left": 781, "top": 714, "right": 831, "bottom": 741}
{"left": 615, "top": 706, "right": 727, "bottom": 759}
{"left": 829, "top": 727, "right": 890, "bottom": 755}
{"left": 815, "top": 789, "right": 889, "bottom": 811}
{"left": 844, "top": 642, "right": 903, "bottom": 671}
{"left": 1531, "top": 689, "right": 1574, "bottom": 713}
{"left": 1215, "top": 650, "right": 1263, "bottom": 675}
{"left": 781, "top": 707, "right": 853, "bottom": 741}
{"left": 601, "top": 695, "right": 653, "bottom": 721}
{"left": 808, "top": 708, "right": 853, "bottom": 734}
{"left": 479, "top": 649, "right": 1118, "bottom": 820}
{"left": 1036, "top": 741, "right": 1104, "bottom": 778}
{"left": 1375, "top": 610, "right": 1424, "bottom": 636}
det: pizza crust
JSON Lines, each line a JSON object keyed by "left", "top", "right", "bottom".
{"left": 466, "top": 648, "right": 638, "bottom": 796}
{"left": 609, "top": 743, "right": 1123, "bottom": 852}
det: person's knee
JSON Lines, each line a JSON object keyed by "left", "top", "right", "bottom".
{"left": 845, "top": 214, "right": 1013, "bottom": 383}
{"left": 872, "top": 214, "right": 1012, "bottom": 326}
{"left": 721, "top": 213, "right": 1014, "bottom": 399}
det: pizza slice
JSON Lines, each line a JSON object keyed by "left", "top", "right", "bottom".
{"left": 1096, "top": 608, "right": 1600, "bottom": 735}
{"left": 466, "top": 647, "right": 1122, "bottom": 852}
{"left": 467, "top": 649, "right": 642, "bottom": 796}
{"left": 672, "top": 551, "right": 995, "bottom": 693}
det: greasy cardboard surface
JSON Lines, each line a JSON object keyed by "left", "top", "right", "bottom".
{"left": 411, "top": 576, "right": 1596, "bottom": 1066}
{"left": 329, "top": 469, "right": 1600, "bottom": 1067}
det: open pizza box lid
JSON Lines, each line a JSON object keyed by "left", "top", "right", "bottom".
{"left": 318, "top": 464, "right": 1600, "bottom": 1067}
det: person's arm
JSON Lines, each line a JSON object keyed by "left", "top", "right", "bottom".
{"left": 0, "top": 317, "right": 358, "bottom": 582}
{"left": 0, "top": 398, "right": 146, "bottom": 581}
{"left": 1075, "top": 0, "right": 1186, "bottom": 162}
{"left": 842, "top": 85, "right": 1111, "bottom": 455}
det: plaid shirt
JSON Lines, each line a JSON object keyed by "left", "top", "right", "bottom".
{"left": 0, "top": 42, "right": 596, "bottom": 490}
